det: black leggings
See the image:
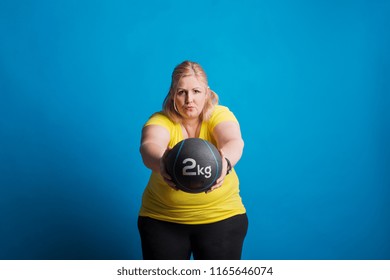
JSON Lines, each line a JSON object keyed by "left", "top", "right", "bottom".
{"left": 138, "top": 214, "right": 248, "bottom": 260}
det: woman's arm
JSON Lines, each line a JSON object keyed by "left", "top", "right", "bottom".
{"left": 140, "top": 125, "right": 170, "bottom": 173}
{"left": 140, "top": 125, "right": 177, "bottom": 189}
{"left": 208, "top": 121, "right": 244, "bottom": 192}
{"left": 213, "top": 121, "right": 244, "bottom": 167}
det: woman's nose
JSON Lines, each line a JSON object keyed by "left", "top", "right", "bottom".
{"left": 185, "top": 93, "right": 193, "bottom": 103}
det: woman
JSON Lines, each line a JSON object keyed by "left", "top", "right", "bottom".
{"left": 139, "top": 60, "right": 247, "bottom": 260}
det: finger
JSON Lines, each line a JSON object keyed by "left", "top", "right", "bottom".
{"left": 161, "top": 168, "right": 172, "bottom": 180}
{"left": 218, "top": 150, "right": 229, "bottom": 176}
{"left": 215, "top": 169, "right": 226, "bottom": 185}
{"left": 206, "top": 180, "right": 223, "bottom": 193}
{"left": 160, "top": 171, "right": 175, "bottom": 190}
{"left": 215, "top": 176, "right": 224, "bottom": 184}
{"left": 163, "top": 177, "right": 178, "bottom": 190}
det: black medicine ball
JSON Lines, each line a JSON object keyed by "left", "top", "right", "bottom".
{"left": 165, "top": 138, "right": 222, "bottom": 193}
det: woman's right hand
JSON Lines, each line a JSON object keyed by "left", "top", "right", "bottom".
{"left": 160, "top": 148, "right": 178, "bottom": 191}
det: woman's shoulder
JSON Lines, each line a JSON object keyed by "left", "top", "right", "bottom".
{"left": 212, "top": 105, "right": 231, "bottom": 114}
{"left": 144, "top": 111, "right": 175, "bottom": 128}
{"left": 207, "top": 105, "right": 238, "bottom": 131}
{"left": 209, "top": 105, "right": 237, "bottom": 121}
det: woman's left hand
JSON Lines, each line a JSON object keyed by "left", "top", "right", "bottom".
{"left": 206, "top": 150, "right": 228, "bottom": 193}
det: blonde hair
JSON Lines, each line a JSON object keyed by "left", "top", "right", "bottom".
{"left": 162, "top": 60, "right": 219, "bottom": 123}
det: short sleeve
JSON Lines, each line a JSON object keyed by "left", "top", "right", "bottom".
{"left": 208, "top": 105, "right": 238, "bottom": 132}
{"left": 144, "top": 112, "right": 174, "bottom": 132}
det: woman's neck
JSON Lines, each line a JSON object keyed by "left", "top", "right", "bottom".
{"left": 181, "top": 119, "right": 201, "bottom": 138}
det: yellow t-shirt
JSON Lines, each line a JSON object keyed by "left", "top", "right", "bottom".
{"left": 139, "top": 105, "right": 246, "bottom": 224}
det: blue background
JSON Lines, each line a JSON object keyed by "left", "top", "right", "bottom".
{"left": 1, "top": 0, "right": 389, "bottom": 259}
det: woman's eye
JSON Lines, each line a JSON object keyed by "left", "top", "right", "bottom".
{"left": 177, "top": 90, "right": 185, "bottom": 95}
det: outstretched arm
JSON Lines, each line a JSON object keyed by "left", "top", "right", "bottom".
{"left": 208, "top": 121, "right": 244, "bottom": 192}
{"left": 140, "top": 125, "right": 176, "bottom": 189}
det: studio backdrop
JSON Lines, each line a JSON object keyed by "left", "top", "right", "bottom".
{"left": 1, "top": 0, "right": 389, "bottom": 259}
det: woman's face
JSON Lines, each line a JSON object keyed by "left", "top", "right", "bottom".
{"left": 174, "top": 75, "right": 207, "bottom": 121}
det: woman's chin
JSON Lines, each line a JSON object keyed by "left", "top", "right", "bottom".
{"left": 182, "top": 110, "right": 199, "bottom": 119}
